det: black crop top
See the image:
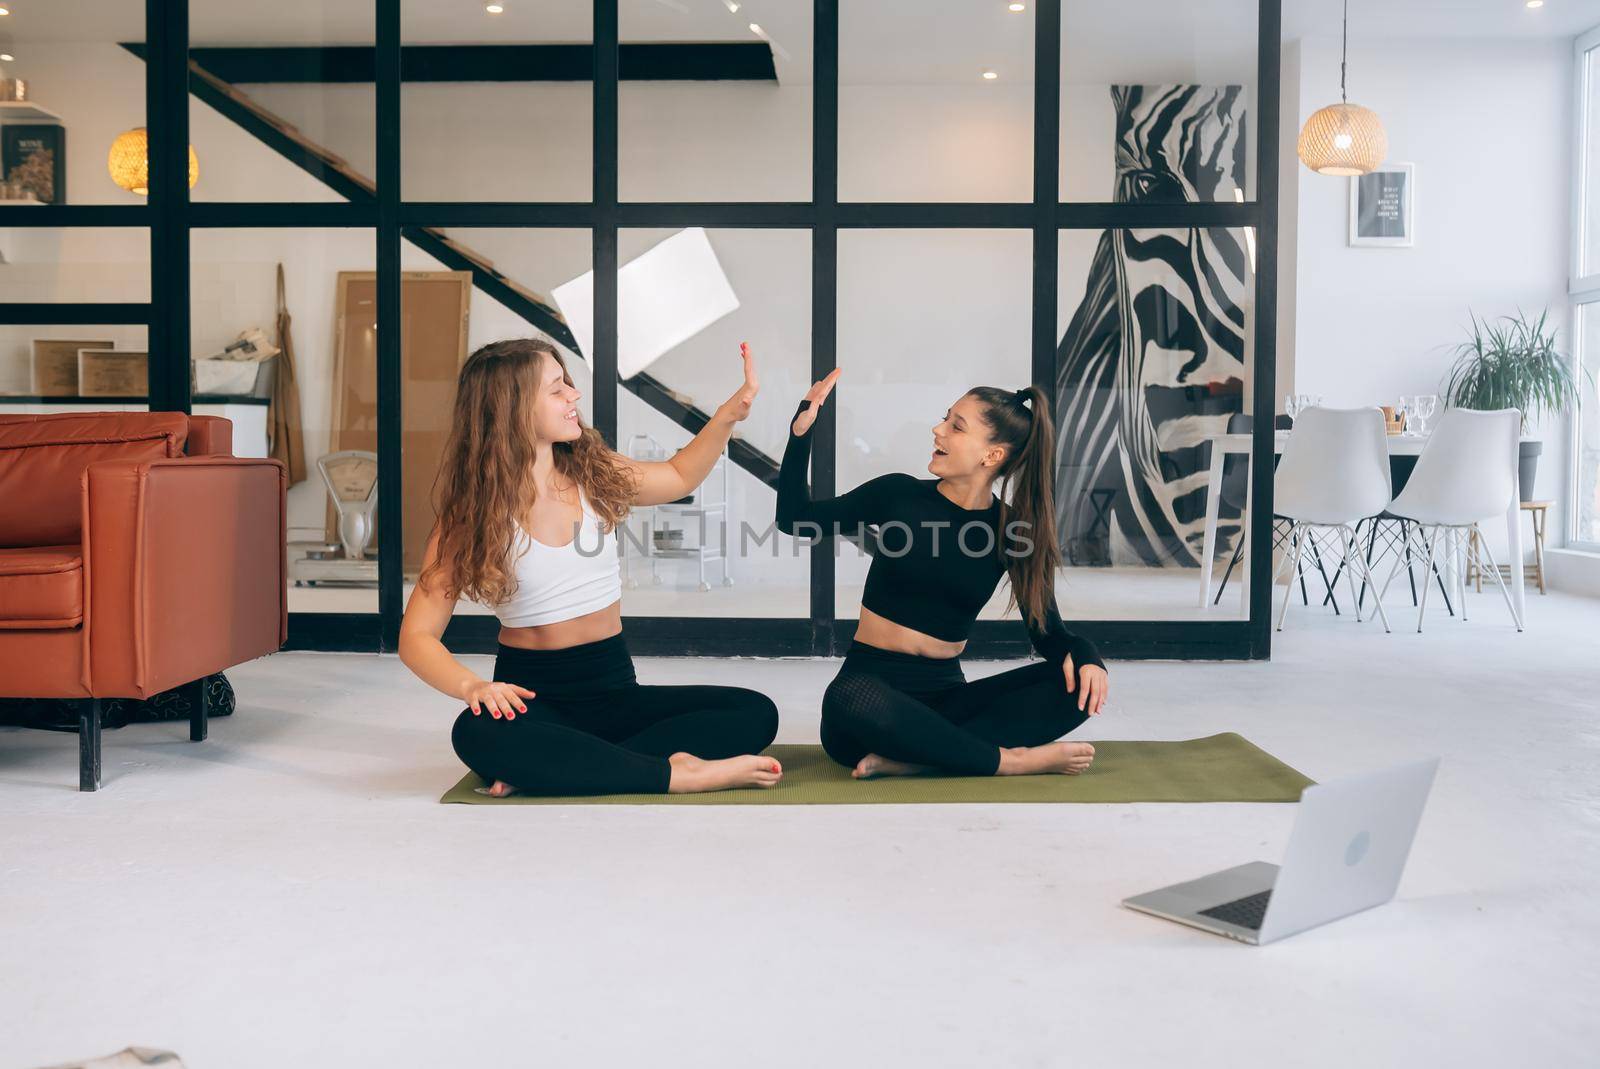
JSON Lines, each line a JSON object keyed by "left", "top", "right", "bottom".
{"left": 776, "top": 404, "right": 1104, "bottom": 671}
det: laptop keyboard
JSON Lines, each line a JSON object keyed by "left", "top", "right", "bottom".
{"left": 1197, "top": 889, "right": 1273, "bottom": 930}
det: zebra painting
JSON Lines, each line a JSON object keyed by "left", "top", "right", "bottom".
{"left": 1056, "top": 84, "right": 1251, "bottom": 568}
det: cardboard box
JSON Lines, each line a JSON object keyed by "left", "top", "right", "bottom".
{"left": 30, "top": 339, "right": 112, "bottom": 396}
{"left": 77, "top": 349, "right": 148, "bottom": 397}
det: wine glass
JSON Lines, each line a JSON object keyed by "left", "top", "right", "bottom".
{"left": 1395, "top": 395, "right": 1414, "bottom": 436}
{"left": 1284, "top": 393, "right": 1301, "bottom": 421}
{"left": 1412, "top": 394, "right": 1437, "bottom": 436}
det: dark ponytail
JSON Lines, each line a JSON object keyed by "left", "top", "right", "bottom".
{"left": 967, "top": 384, "right": 1061, "bottom": 632}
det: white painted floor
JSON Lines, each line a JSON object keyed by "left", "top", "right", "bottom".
{"left": 3, "top": 589, "right": 1598, "bottom": 1069}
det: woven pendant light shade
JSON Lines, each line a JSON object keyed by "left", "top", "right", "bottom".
{"left": 1297, "top": 101, "right": 1387, "bottom": 176}
{"left": 107, "top": 127, "right": 199, "bottom": 195}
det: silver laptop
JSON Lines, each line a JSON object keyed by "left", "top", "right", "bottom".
{"left": 1123, "top": 757, "right": 1439, "bottom": 945}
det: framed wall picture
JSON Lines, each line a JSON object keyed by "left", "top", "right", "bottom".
{"left": 1349, "top": 162, "right": 1414, "bottom": 247}
{"left": 1, "top": 124, "right": 67, "bottom": 205}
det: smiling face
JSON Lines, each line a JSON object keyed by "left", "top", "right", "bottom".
{"left": 529, "top": 351, "right": 584, "bottom": 443}
{"left": 929, "top": 393, "right": 1007, "bottom": 479}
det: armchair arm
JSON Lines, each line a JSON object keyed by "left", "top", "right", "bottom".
{"left": 81, "top": 456, "right": 287, "bottom": 699}
{"left": 186, "top": 415, "right": 234, "bottom": 457}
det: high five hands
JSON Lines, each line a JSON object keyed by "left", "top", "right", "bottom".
{"left": 792, "top": 368, "right": 842, "bottom": 436}
{"left": 1064, "top": 655, "right": 1108, "bottom": 715}
{"left": 715, "top": 342, "right": 761, "bottom": 424}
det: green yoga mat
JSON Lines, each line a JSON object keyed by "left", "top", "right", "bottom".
{"left": 440, "top": 732, "right": 1313, "bottom": 806}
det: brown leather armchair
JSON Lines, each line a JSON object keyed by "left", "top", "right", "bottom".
{"left": 0, "top": 411, "right": 286, "bottom": 790}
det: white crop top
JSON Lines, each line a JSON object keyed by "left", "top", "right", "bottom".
{"left": 494, "top": 495, "right": 622, "bottom": 628}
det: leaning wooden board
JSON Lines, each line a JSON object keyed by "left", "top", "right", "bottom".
{"left": 328, "top": 271, "right": 472, "bottom": 575}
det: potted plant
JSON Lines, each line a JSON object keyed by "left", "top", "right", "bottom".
{"left": 1442, "top": 308, "right": 1586, "bottom": 502}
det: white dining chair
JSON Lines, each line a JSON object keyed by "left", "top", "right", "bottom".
{"left": 1378, "top": 407, "right": 1523, "bottom": 632}
{"left": 1273, "top": 406, "right": 1394, "bottom": 633}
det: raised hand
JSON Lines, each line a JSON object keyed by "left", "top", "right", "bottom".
{"left": 791, "top": 367, "right": 841, "bottom": 436}
{"left": 716, "top": 341, "right": 761, "bottom": 424}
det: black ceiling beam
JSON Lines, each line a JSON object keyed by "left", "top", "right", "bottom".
{"left": 122, "top": 43, "right": 777, "bottom": 84}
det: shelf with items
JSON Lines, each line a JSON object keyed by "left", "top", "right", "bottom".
{"left": 0, "top": 101, "right": 63, "bottom": 124}
{"left": 622, "top": 433, "right": 734, "bottom": 593}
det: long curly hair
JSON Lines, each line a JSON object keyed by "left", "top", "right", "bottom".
{"left": 419, "top": 338, "right": 637, "bottom": 605}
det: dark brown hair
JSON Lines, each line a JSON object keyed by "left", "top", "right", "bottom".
{"left": 967, "top": 384, "right": 1060, "bottom": 632}
{"left": 419, "top": 338, "right": 637, "bottom": 605}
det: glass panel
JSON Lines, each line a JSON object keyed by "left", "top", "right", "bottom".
{"left": 189, "top": 2, "right": 374, "bottom": 203}
{"left": 401, "top": 1, "right": 592, "bottom": 201}
{"left": 1058, "top": 226, "right": 1256, "bottom": 619}
{"left": 0, "top": 2, "right": 143, "bottom": 206}
{"left": 1062, "top": 0, "right": 1257, "bottom": 202}
{"left": 616, "top": 227, "right": 810, "bottom": 617}
{"left": 619, "top": 0, "right": 811, "bottom": 202}
{"left": 401, "top": 227, "right": 591, "bottom": 619}
{"left": 1576, "top": 302, "right": 1600, "bottom": 545}
{"left": 0, "top": 227, "right": 149, "bottom": 302}
{"left": 191, "top": 228, "right": 378, "bottom": 613}
{"left": 1585, "top": 45, "right": 1600, "bottom": 277}
{"left": 833, "top": 228, "right": 1033, "bottom": 622}
{"left": 0, "top": 324, "right": 148, "bottom": 403}
{"left": 840, "top": 1, "right": 1033, "bottom": 203}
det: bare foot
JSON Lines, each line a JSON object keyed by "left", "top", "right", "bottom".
{"left": 852, "top": 753, "right": 931, "bottom": 779}
{"left": 996, "top": 741, "right": 1095, "bottom": 776}
{"left": 667, "top": 753, "right": 783, "bottom": 793}
{"left": 476, "top": 779, "right": 517, "bottom": 797}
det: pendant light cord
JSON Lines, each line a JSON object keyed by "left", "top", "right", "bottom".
{"left": 1340, "top": 0, "right": 1349, "bottom": 103}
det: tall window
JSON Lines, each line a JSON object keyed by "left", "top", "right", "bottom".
{"left": 1574, "top": 27, "right": 1600, "bottom": 548}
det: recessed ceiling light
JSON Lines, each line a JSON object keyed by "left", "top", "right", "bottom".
{"left": 722, "top": 0, "right": 741, "bottom": 13}
{"left": 485, "top": 3, "right": 504, "bottom": 13}
{"left": 0, "top": 7, "right": 12, "bottom": 16}
{"left": 1526, "top": 0, "right": 1543, "bottom": 7}
{"left": 0, "top": 53, "right": 12, "bottom": 62}
{"left": 1009, "top": 3, "right": 1027, "bottom": 11}
{"left": 982, "top": 70, "right": 999, "bottom": 80}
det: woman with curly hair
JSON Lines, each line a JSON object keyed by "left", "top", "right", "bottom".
{"left": 400, "top": 338, "right": 781, "bottom": 796}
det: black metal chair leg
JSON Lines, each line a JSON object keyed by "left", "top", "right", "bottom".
{"left": 1435, "top": 564, "right": 1455, "bottom": 617}
{"left": 1308, "top": 540, "right": 1341, "bottom": 615}
{"left": 1402, "top": 519, "right": 1420, "bottom": 606}
{"left": 1214, "top": 538, "right": 1245, "bottom": 606}
{"left": 78, "top": 698, "right": 102, "bottom": 792}
{"left": 188, "top": 677, "right": 209, "bottom": 742}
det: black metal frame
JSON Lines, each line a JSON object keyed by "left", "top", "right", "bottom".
{"left": 14, "top": 0, "right": 1280, "bottom": 661}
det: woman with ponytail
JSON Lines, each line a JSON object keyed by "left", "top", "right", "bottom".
{"left": 777, "top": 374, "right": 1108, "bottom": 778}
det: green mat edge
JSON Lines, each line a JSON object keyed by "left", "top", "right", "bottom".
{"left": 440, "top": 732, "right": 1315, "bottom": 806}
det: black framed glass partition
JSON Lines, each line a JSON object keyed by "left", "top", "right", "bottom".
{"left": 9, "top": 0, "right": 1279, "bottom": 659}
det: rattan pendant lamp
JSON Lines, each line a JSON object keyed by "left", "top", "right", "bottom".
{"left": 1297, "top": 0, "right": 1387, "bottom": 175}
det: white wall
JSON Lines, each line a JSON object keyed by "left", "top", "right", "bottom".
{"left": 1285, "top": 35, "right": 1574, "bottom": 563}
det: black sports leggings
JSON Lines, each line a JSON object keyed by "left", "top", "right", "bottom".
{"left": 820, "top": 641, "right": 1090, "bottom": 776}
{"left": 450, "top": 633, "right": 779, "bottom": 795}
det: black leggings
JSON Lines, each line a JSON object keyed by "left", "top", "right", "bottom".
{"left": 450, "top": 633, "right": 779, "bottom": 795}
{"left": 820, "top": 641, "right": 1089, "bottom": 776}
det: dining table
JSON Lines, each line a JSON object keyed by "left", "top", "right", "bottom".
{"left": 1196, "top": 430, "right": 1526, "bottom": 621}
